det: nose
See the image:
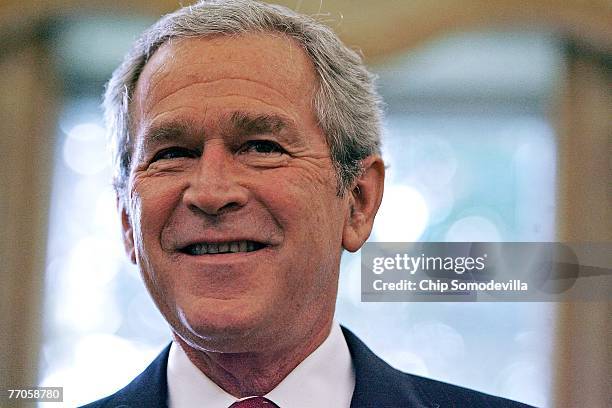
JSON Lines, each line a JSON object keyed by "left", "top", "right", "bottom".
{"left": 182, "top": 144, "right": 249, "bottom": 216}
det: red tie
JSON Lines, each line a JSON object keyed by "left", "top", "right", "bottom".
{"left": 228, "top": 396, "right": 280, "bottom": 408}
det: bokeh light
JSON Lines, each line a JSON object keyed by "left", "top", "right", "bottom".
{"left": 40, "top": 334, "right": 161, "bottom": 407}
{"left": 373, "top": 184, "right": 429, "bottom": 242}
{"left": 62, "top": 123, "right": 108, "bottom": 175}
{"left": 445, "top": 215, "right": 503, "bottom": 242}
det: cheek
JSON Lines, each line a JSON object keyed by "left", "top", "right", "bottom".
{"left": 128, "top": 181, "right": 183, "bottom": 310}
{"left": 258, "top": 164, "right": 340, "bottom": 217}
{"left": 129, "top": 176, "right": 185, "bottom": 253}
{"left": 255, "top": 170, "right": 347, "bottom": 258}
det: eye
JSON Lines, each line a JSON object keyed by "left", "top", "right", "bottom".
{"left": 238, "top": 140, "right": 286, "bottom": 155}
{"left": 151, "top": 147, "right": 198, "bottom": 162}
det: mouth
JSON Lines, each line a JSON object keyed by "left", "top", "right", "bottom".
{"left": 179, "top": 240, "right": 267, "bottom": 256}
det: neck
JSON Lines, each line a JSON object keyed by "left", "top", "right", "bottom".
{"left": 174, "top": 320, "right": 333, "bottom": 398}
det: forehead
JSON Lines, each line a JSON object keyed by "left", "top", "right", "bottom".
{"left": 132, "top": 32, "right": 319, "bottom": 123}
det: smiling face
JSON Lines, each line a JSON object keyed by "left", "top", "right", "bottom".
{"left": 122, "top": 33, "right": 357, "bottom": 353}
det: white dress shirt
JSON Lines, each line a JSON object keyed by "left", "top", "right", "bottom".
{"left": 167, "top": 323, "right": 355, "bottom": 408}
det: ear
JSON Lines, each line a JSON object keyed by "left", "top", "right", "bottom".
{"left": 342, "top": 155, "right": 385, "bottom": 252}
{"left": 118, "top": 196, "right": 137, "bottom": 264}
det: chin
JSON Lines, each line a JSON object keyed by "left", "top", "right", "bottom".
{"left": 171, "top": 297, "right": 275, "bottom": 352}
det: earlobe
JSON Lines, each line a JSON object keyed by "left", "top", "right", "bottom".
{"left": 342, "top": 155, "right": 385, "bottom": 252}
{"left": 118, "top": 197, "right": 137, "bottom": 264}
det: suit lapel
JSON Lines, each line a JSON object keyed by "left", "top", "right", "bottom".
{"left": 105, "top": 343, "right": 171, "bottom": 408}
{"left": 342, "top": 327, "right": 430, "bottom": 408}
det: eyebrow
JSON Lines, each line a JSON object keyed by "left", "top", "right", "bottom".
{"left": 229, "top": 111, "right": 295, "bottom": 137}
{"left": 141, "top": 118, "right": 198, "bottom": 147}
{"left": 141, "top": 111, "right": 301, "bottom": 148}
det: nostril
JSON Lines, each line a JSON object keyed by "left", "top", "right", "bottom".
{"left": 182, "top": 174, "right": 249, "bottom": 216}
{"left": 217, "top": 202, "right": 243, "bottom": 214}
{"left": 187, "top": 201, "right": 243, "bottom": 216}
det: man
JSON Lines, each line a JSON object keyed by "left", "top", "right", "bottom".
{"left": 84, "top": 1, "right": 532, "bottom": 407}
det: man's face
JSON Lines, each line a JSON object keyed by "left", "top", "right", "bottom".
{"left": 122, "top": 33, "right": 353, "bottom": 352}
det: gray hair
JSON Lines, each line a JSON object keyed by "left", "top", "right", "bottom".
{"left": 104, "top": 0, "right": 383, "bottom": 199}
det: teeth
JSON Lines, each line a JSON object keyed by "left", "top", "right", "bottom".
{"left": 195, "top": 244, "right": 207, "bottom": 254}
{"left": 186, "top": 240, "right": 261, "bottom": 255}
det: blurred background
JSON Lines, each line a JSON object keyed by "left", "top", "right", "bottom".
{"left": 1, "top": 0, "right": 610, "bottom": 407}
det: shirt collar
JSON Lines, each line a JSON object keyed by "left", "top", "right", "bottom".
{"left": 167, "top": 323, "right": 355, "bottom": 408}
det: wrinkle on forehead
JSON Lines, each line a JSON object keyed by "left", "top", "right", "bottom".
{"left": 147, "top": 78, "right": 295, "bottom": 115}
{"left": 132, "top": 33, "right": 319, "bottom": 124}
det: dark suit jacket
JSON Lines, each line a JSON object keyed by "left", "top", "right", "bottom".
{"left": 81, "top": 327, "right": 534, "bottom": 407}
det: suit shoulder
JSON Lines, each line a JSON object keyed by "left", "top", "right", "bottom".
{"left": 342, "top": 326, "right": 535, "bottom": 408}
{"left": 77, "top": 379, "right": 154, "bottom": 408}
{"left": 398, "top": 370, "right": 535, "bottom": 407}
{"left": 79, "top": 394, "right": 119, "bottom": 408}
